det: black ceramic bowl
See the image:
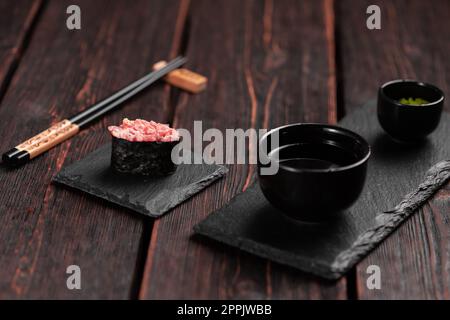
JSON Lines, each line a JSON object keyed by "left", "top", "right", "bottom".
{"left": 377, "top": 80, "right": 444, "bottom": 142}
{"left": 257, "top": 124, "right": 371, "bottom": 222}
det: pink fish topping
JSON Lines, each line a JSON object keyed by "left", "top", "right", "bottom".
{"left": 108, "top": 118, "right": 179, "bottom": 142}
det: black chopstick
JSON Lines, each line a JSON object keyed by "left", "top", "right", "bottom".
{"left": 70, "top": 56, "right": 187, "bottom": 125}
{"left": 2, "top": 56, "right": 187, "bottom": 167}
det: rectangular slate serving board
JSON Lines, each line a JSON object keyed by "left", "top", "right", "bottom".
{"left": 53, "top": 146, "right": 227, "bottom": 218}
{"left": 194, "top": 100, "right": 450, "bottom": 279}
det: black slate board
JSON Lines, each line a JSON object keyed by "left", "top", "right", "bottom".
{"left": 194, "top": 100, "right": 450, "bottom": 279}
{"left": 53, "top": 145, "right": 227, "bottom": 218}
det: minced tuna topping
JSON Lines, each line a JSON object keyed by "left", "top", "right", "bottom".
{"left": 108, "top": 118, "right": 179, "bottom": 142}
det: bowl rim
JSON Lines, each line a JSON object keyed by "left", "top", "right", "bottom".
{"left": 379, "top": 79, "right": 445, "bottom": 108}
{"left": 258, "top": 123, "right": 371, "bottom": 173}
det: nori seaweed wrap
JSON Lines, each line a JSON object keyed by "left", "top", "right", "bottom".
{"left": 108, "top": 119, "right": 180, "bottom": 177}
{"left": 111, "top": 137, "right": 179, "bottom": 176}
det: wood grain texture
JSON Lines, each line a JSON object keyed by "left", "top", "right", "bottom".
{"left": 0, "top": 0, "right": 185, "bottom": 298}
{"left": 0, "top": 0, "right": 42, "bottom": 98}
{"left": 139, "top": 0, "right": 346, "bottom": 299}
{"left": 337, "top": 0, "right": 450, "bottom": 299}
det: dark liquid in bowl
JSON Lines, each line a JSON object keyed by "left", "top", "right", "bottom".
{"left": 278, "top": 158, "right": 339, "bottom": 170}
{"left": 269, "top": 143, "right": 357, "bottom": 170}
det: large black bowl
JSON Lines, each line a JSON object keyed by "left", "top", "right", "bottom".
{"left": 377, "top": 80, "right": 444, "bottom": 142}
{"left": 257, "top": 124, "right": 371, "bottom": 222}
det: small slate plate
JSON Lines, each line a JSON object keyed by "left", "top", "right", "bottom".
{"left": 54, "top": 145, "right": 227, "bottom": 217}
{"left": 194, "top": 100, "right": 450, "bottom": 279}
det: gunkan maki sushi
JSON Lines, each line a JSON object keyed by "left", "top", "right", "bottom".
{"left": 108, "top": 118, "right": 180, "bottom": 176}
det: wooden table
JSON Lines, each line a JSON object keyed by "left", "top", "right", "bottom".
{"left": 0, "top": 0, "right": 449, "bottom": 299}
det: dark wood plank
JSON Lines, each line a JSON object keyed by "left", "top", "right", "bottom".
{"left": 337, "top": 0, "right": 450, "bottom": 299}
{"left": 0, "top": 0, "right": 42, "bottom": 97}
{"left": 140, "top": 0, "right": 346, "bottom": 299}
{"left": 0, "top": 0, "right": 186, "bottom": 298}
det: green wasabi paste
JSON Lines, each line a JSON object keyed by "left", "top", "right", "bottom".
{"left": 398, "top": 97, "right": 429, "bottom": 105}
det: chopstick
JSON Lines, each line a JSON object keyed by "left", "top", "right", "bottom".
{"left": 2, "top": 56, "right": 187, "bottom": 167}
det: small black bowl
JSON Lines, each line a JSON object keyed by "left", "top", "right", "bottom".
{"left": 377, "top": 80, "right": 444, "bottom": 142}
{"left": 257, "top": 124, "right": 371, "bottom": 222}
